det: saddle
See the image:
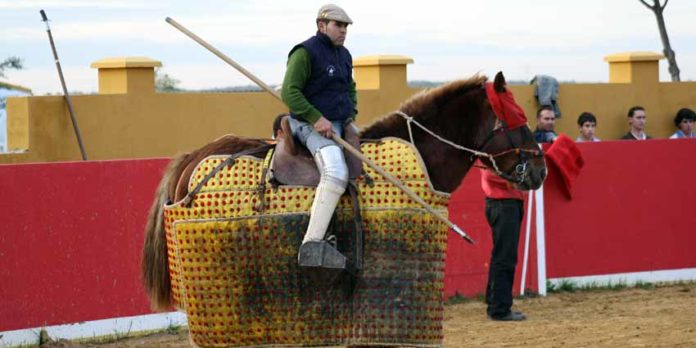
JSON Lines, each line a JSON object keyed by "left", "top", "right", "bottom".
{"left": 270, "top": 116, "right": 363, "bottom": 187}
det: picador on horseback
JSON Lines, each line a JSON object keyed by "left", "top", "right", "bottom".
{"left": 281, "top": 4, "right": 357, "bottom": 268}
{"left": 143, "top": 9, "right": 549, "bottom": 346}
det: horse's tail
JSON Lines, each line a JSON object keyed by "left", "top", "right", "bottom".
{"left": 141, "top": 154, "right": 186, "bottom": 311}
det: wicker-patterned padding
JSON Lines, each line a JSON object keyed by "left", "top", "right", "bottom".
{"left": 164, "top": 138, "right": 450, "bottom": 347}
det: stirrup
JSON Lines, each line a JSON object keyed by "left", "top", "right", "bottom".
{"left": 298, "top": 241, "right": 347, "bottom": 269}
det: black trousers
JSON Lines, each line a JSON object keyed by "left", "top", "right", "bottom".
{"left": 484, "top": 198, "right": 524, "bottom": 318}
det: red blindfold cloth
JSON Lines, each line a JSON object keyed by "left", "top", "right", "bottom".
{"left": 485, "top": 82, "right": 527, "bottom": 129}
{"left": 486, "top": 82, "right": 585, "bottom": 198}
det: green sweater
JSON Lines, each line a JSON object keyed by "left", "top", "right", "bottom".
{"left": 281, "top": 47, "right": 357, "bottom": 124}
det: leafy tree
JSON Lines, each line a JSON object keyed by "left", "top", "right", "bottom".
{"left": 155, "top": 68, "right": 182, "bottom": 92}
{"left": 639, "top": 0, "right": 680, "bottom": 81}
{"left": 0, "top": 56, "right": 23, "bottom": 78}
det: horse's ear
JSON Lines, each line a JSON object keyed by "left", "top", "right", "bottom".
{"left": 493, "top": 71, "right": 506, "bottom": 93}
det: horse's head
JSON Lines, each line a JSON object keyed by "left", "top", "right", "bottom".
{"left": 361, "top": 72, "right": 547, "bottom": 192}
{"left": 478, "top": 72, "right": 547, "bottom": 190}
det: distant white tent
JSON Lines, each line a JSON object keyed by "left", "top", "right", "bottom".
{"left": 0, "top": 82, "right": 32, "bottom": 153}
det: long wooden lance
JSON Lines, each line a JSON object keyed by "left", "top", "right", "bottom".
{"left": 40, "top": 10, "right": 88, "bottom": 161}
{"left": 165, "top": 17, "right": 475, "bottom": 244}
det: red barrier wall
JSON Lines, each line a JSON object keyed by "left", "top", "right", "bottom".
{"left": 0, "top": 159, "right": 168, "bottom": 332}
{"left": 3, "top": 139, "right": 696, "bottom": 332}
{"left": 543, "top": 139, "right": 696, "bottom": 278}
{"left": 0, "top": 157, "right": 535, "bottom": 332}
{"left": 444, "top": 139, "right": 696, "bottom": 296}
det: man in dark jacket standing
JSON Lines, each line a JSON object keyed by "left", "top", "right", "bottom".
{"left": 281, "top": 4, "right": 357, "bottom": 268}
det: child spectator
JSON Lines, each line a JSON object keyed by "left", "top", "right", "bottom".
{"left": 576, "top": 112, "right": 600, "bottom": 142}
{"left": 669, "top": 108, "right": 696, "bottom": 139}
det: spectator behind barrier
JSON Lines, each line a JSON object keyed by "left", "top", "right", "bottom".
{"left": 576, "top": 112, "right": 600, "bottom": 142}
{"left": 620, "top": 106, "right": 652, "bottom": 140}
{"left": 669, "top": 108, "right": 696, "bottom": 139}
{"left": 533, "top": 106, "right": 557, "bottom": 143}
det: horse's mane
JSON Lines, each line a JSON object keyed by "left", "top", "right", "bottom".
{"left": 360, "top": 74, "right": 488, "bottom": 138}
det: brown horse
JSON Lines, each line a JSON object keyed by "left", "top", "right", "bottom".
{"left": 142, "top": 72, "right": 546, "bottom": 312}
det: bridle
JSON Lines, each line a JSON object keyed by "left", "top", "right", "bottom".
{"left": 395, "top": 110, "right": 542, "bottom": 184}
{"left": 477, "top": 121, "right": 543, "bottom": 184}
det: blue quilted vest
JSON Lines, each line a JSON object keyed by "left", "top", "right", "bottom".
{"left": 289, "top": 32, "right": 355, "bottom": 122}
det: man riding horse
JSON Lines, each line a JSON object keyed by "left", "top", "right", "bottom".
{"left": 281, "top": 4, "right": 356, "bottom": 268}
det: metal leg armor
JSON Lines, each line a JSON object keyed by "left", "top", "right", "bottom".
{"left": 298, "top": 145, "right": 349, "bottom": 268}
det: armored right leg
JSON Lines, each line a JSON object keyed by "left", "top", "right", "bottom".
{"left": 302, "top": 145, "right": 349, "bottom": 243}
{"left": 288, "top": 118, "right": 350, "bottom": 268}
{"left": 297, "top": 145, "right": 349, "bottom": 268}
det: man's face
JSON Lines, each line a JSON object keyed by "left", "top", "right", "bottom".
{"left": 319, "top": 20, "right": 348, "bottom": 46}
{"left": 579, "top": 121, "right": 596, "bottom": 139}
{"left": 629, "top": 110, "right": 647, "bottom": 132}
{"left": 537, "top": 109, "right": 555, "bottom": 131}
{"left": 679, "top": 118, "right": 694, "bottom": 135}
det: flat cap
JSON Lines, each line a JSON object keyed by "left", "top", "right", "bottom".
{"left": 317, "top": 4, "right": 352, "bottom": 24}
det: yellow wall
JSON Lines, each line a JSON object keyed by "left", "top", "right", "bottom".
{"left": 4, "top": 93, "right": 287, "bottom": 163}
{"left": 3, "top": 52, "right": 695, "bottom": 164}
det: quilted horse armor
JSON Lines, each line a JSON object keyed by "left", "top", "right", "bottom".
{"left": 164, "top": 138, "right": 450, "bottom": 348}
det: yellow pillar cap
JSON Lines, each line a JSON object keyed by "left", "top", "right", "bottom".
{"left": 603, "top": 51, "right": 664, "bottom": 63}
{"left": 353, "top": 55, "right": 414, "bottom": 67}
{"left": 90, "top": 57, "right": 162, "bottom": 69}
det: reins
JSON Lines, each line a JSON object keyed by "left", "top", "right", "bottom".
{"left": 394, "top": 110, "right": 539, "bottom": 181}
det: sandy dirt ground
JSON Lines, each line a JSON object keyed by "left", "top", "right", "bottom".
{"left": 41, "top": 282, "right": 696, "bottom": 348}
